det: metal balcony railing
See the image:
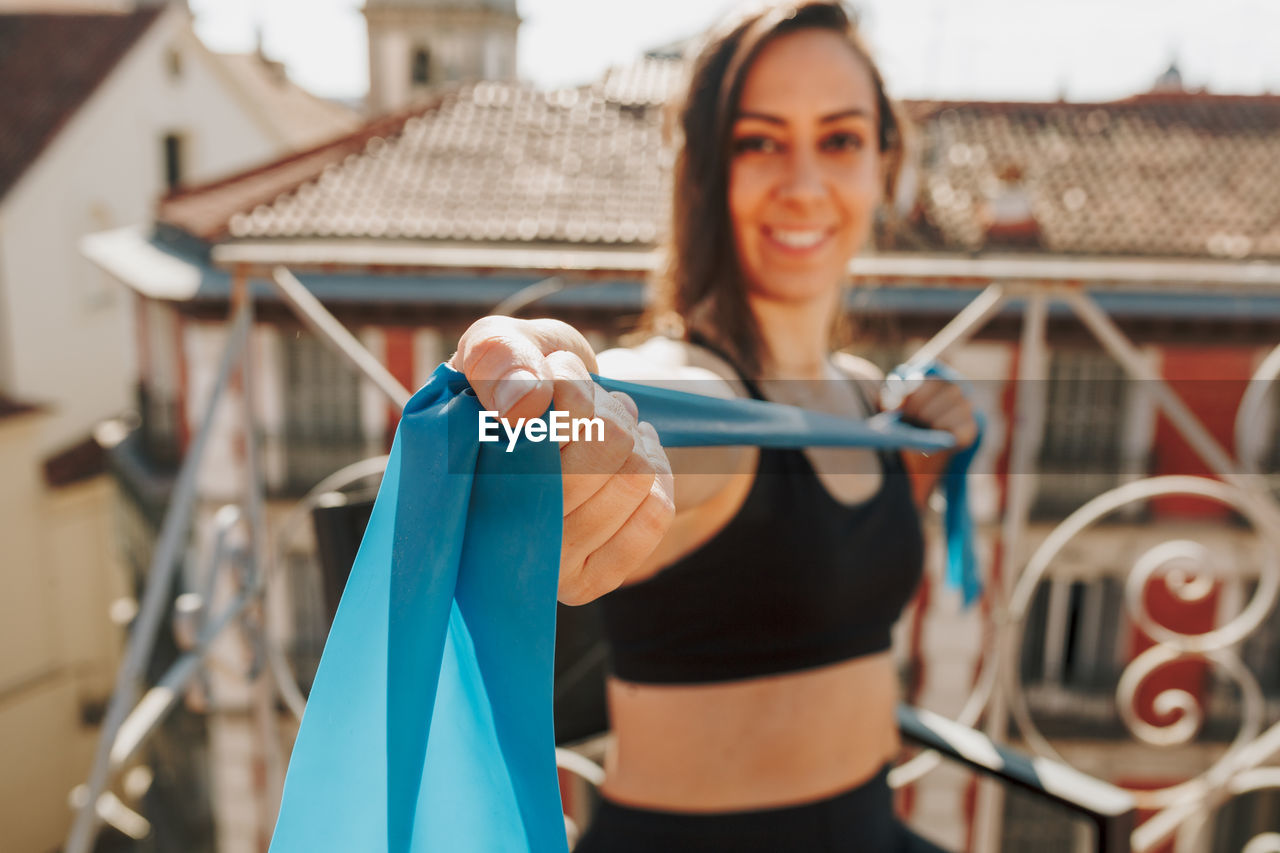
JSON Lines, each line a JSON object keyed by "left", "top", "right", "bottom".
{"left": 66, "top": 258, "right": 1280, "bottom": 853}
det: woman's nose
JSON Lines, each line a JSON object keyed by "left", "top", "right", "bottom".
{"left": 776, "top": 147, "right": 826, "bottom": 205}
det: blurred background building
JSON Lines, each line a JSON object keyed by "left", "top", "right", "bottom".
{"left": 3, "top": 0, "right": 1279, "bottom": 851}
{"left": 0, "top": 1, "right": 356, "bottom": 850}
{"left": 364, "top": 0, "right": 519, "bottom": 113}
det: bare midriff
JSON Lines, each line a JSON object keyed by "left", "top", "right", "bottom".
{"left": 600, "top": 651, "right": 901, "bottom": 812}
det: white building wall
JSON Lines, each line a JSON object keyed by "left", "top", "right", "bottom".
{"left": 370, "top": 28, "right": 411, "bottom": 114}
{"left": 0, "top": 6, "right": 281, "bottom": 456}
{"left": 0, "top": 408, "right": 126, "bottom": 853}
{"left": 0, "top": 413, "right": 59, "bottom": 695}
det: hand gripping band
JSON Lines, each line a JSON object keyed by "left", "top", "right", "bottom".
{"left": 881, "top": 361, "right": 986, "bottom": 607}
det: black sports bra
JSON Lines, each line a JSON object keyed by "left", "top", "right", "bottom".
{"left": 599, "top": 343, "right": 926, "bottom": 684}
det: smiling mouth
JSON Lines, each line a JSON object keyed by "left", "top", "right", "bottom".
{"left": 762, "top": 226, "right": 834, "bottom": 251}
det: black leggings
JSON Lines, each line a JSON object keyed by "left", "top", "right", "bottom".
{"left": 573, "top": 766, "right": 950, "bottom": 852}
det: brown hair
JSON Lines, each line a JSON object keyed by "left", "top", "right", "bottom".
{"left": 642, "top": 0, "right": 906, "bottom": 374}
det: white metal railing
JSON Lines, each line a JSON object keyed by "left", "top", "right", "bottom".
{"left": 66, "top": 303, "right": 256, "bottom": 851}
{"left": 66, "top": 261, "right": 1280, "bottom": 853}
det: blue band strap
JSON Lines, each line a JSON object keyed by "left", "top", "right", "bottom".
{"left": 270, "top": 363, "right": 982, "bottom": 852}
{"left": 591, "top": 373, "right": 955, "bottom": 451}
{"left": 883, "top": 362, "right": 986, "bottom": 607}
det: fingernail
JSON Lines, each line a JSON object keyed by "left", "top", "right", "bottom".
{"left": 494, "top": 369, "right": 540, "bottom": 413}
{"left": 613, "top": 391, "right": 639, "bottom": 421}
{"left": 637, "top": 421, "right": 659, "bottom": 444}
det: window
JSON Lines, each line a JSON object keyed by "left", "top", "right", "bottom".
{"left": 1021, "top": 576, "right": 1127, "bottom": 694}
{"left": 163, "top": 133, "right": 184, "bottom": 191}
{"left": 139, "top": 301, "right": 182, "bottom": 469}
{"left": 1034, "top": 349, "right": 1134, "bottom": 516}
{"left": 411, "top": 47, "right": 431, "bottom": 85}
{"left": 166, "top": 48, "right": 183, "bottom": 81}
{"left": 280, "top": 331, "right": 370, "bottom": 493}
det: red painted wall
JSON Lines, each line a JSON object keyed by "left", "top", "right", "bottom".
{"left": 384, "top": 328, "right": 415, "bottom": 449}
{"left": 1126, "top": 573, "right": 1219, "bottom": 742}
{"left": 1152, "top": 347, "right": 1253, "bottom": 518}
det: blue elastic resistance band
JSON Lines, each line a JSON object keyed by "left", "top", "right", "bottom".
{"left": 881, "top": 362, "right": 987, "bottom": 607}
{"left": 270, "top": 363, "right": 982, "bottom": 852}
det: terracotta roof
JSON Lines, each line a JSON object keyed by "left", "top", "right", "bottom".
{"left": 157, "top": 68, "right": 1280, "bottom": 260}
{"left": 597, "top": 55, "right": 686, "bottom": 107}
{"left": 212, "top": 51, "right": 361, "bottom": 151}
{"left": 163, "top": 82, "right": 668, "bottom": 245}
{"left": 0, "top": 9, "right": 163, "bottom": 202}
{"left": 902, "top": 94, "right": 1280, "bottom": 258}
{"left": 159, "top": 105, "right": 426, "bottom": 242}
{"left": 365, "top": 0, "right": 517, "bottom": 11}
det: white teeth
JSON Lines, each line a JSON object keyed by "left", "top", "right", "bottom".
{"left": 768, "top": 228, "right": 826, "bottom": 249}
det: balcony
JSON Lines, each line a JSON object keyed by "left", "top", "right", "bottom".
{"left": 65, "top": 259, "right": 1280, "bottom": 853}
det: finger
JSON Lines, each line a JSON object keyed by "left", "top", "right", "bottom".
{"left": 559, "top": 384, "right": 636, "bottom": 513}
{"left": 900, "top": 379, "right": 954, "bottom": 423}
{"left": 932, "top": 409, "right": 979, "bottom": 449}
{"left": 560, "top": 482, "right": 675, "bottom": 606}
{"left": 452, "top": 318, "right": 555, "bottom": 420}
{"left": 636, "top": 420, "right": 674, "bottom": 501}
{"left": 559, "top": 419, "right": 673, "bottom": 604}
{"left": 560, "top": 450, "right": 657, "bottom": 578}
{"left": 553, "top": 367, "right": 644, "bottom": 506}
{"left": 896, "top": 389, "right": 929, "bottom": 425}
{"left": 523, "top": 319, "right": 599, "bottom": 373}
{"left": 611, "top": 390, "right": 639, "bottom": 422}
{"left": 546, "top": 349, "right": 596, "bottom": 424}
{"left": 914, "top": 384, "right": 965, "bottom": 428}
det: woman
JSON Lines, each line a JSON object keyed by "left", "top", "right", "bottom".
{"left": 451, "top": 2, "right": 976, "bottom": 849}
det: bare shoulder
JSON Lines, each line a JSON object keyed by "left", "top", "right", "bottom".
{"left": 597, "top": 336, "right": 755, "bottom": 520}
{"left": 831, "top": 351, "right": 885, "bottom": 382}
{"left": 597, "top": 337, "right": 746, "bottom": 401}
{"left": 830, "top": 351, "right": 885, "bottom": 417}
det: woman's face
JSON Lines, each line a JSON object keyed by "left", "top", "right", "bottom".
{"left": 728, "top": 29, "right": 884, "bottom": 305}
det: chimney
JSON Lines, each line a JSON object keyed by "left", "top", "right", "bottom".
{"left": 1151, "top": 58, "right": 1186, "bottom": 93}
{"left": 981, "top": 162, "right": 1041, "bottom": 249}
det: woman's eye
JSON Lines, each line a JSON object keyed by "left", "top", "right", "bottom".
{"left": 822, "top": 132, "right": 865, "bottom": 152}
{"left": 732, "top": 136, "right": 780, "bottom": 155}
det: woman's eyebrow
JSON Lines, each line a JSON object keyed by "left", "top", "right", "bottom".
{"left": 734, "top": 111, "right": 787, "bottom": 126}
{"left": 734, "top": 107, "right": 873, "bottom": 125}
